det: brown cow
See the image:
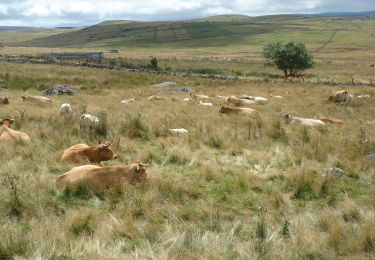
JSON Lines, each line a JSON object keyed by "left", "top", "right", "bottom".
{"left": 60, "top": 141, "right": 117, "bottom": 164}
{"left": 320, "top": 118, "right": 344, "bottom": 125}
{"left": 55, "top": 161, "right": 149, "bottom": 190}
{"left": 147, "top": 95, "right": 166, "bottom": 101}
{"left": 219, "top": 105, "right": 258, "bottom": 115}
{"left": 0, "top": 97, "right": 9, "bottom": 105}
{"left": 190, "top": 92, "right": 210, "bottom": 100}
{"left": 0, "top": 118, "right": 30, "bottom": 143}
{"left": 22, "top": 95, "right": 52, "bottom": 105}
{"left": 328, "top": 90, "right": 351, "bottom": 103}
{"left": 227, "top": 96, "right": 256, "bottom": 107}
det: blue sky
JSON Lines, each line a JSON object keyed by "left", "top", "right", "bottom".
{"left": 0, "top": 0, "right": 374, "bottom": 27}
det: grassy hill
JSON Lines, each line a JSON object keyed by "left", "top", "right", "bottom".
{"left": 7, "top": 14, "right": 373, "bottom": 49}
{"left": 0, "top": 28, "right": 75, "bottom": 44}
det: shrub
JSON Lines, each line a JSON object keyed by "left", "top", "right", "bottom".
{"left": 69, "top": 210, "right": 97, "bottom": 236}
{"left": 121, "top": 113, "right": 150, "bottom": 140}
{"left": 148, "top": 57, "right": 158, "bottom": 70}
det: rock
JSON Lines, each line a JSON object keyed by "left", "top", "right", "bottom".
{"left": 44, "top": 85, "right": 79, "bottom": 96}
{"left": 365, "top": 153, "right": 375, "bottom": 163}
{"left": 153, "top": 81, "right": 177, "bottom": 87}
{"left": 164, "top": 87, "right": 193, "bottom": 94}
{"left": 321, "top": 167, "right": 348, "bottom": 177}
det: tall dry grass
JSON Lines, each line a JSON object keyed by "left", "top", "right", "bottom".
{"left": 0, "top": 62, "right": 374, "bottom": 258}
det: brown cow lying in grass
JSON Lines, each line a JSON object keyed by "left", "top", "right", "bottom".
{"left": 147, "top": 95, "right": 166, "bottom": 101}
{"left": 328, "top": 90, "right": 351, "bottom": 103}
{"left": 22, "top": 95, "right": 52, "bottom": 105}
{"left": 190, "top": 92, "right": 210, "bottom": 100}
{"left": 0, "top": 97, "right": 9, "bottom": 105}
{"left": 227, "top": 96, "right": 256, "bottom": 107}
{"left": 55, "top": 161, "right": 149, "bottom": 190}
{"left": 219, "top": 105, "right": 258, "bottom": 115}
{"left": 0, "top": 118, "right": 30, "bottom": 143}
{"left": 60, "top": 141, "right": 117, "bottom": 165}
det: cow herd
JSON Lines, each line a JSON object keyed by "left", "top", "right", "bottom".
{"left": 0, "top": 89, "right": 368, "bottom": 192}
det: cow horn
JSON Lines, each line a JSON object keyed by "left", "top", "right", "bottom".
{"left": 139, "top": 162, "right": 150, "bottom": 167}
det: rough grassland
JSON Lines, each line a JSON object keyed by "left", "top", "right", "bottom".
{"left": 0, "top": 62, "right": 375, "bottom": 259}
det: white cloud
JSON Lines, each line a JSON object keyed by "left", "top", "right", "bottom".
{"left": 0, "top": 0, "right": 373, "bottom": 27}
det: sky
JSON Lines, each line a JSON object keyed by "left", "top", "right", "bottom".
{"left": 0, "top": 0, "right": 374, "bottom": 27}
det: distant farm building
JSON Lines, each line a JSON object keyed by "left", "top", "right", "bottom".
{"left": 39, "top": 52, "right": 104, "bottom": 62}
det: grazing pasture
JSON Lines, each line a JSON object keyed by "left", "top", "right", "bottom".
{"left": 0, "top": 62, "right": 375, "bottom": 258}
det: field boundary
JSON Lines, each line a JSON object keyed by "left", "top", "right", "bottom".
{"left": 314, "top": 29, "right": 339, "bottom": 52}
{"left": 1, "top": 54, "right": 374, "bottom": 88}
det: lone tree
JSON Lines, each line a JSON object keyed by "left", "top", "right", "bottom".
{"left": 263, "top": 41, "right": 314, "bottom": 78}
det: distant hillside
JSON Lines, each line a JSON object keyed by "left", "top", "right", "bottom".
{"left": 96, "top": 20, "right": 140, "bottom": 26}
{"left": 8, "top": 13, "right": 375, "bottom": 49}
{"left": 314, "top": 10, "right": 375, "bottom": 18}
{"left": 0, "top": 26, "right": 32, "bottom": 31}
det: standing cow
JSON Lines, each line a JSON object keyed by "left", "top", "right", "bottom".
{"left": 80, "top": 114, "right": 99, "bottom": 131}
{"left": 60, "top": 103, "right": 72, "bottom": 116}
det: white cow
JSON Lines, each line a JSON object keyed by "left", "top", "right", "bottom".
{"left": 283, "top": 114, "right": 326, "bottom": 127}
{"left": 199, "top": 101, "right": 213, "bottom": 106}
{"left": 80, "top": 114, "right": 99, "bottom": 131}
{"left": 217, "top": 95, "right": 230, "bottom": 101}
{"left": 169, "top": 128, "right": 189, "bottom": 134}
{"left": 268, "top": 94, "right": 283, "bottom": 99}
{"left": 60, "top": 103, "right": 72, "bottom": 116}
{"left": 120, "top": 99, "right": 136, "bottom": 104}
{"left": 183, "top": 98, "right": 193, "bottom": 102}
{"left": 357, "top": 95, "right": 370, "bottom": 99}
{"left": 242, "top": 95, "right": 268, "bottom": 103}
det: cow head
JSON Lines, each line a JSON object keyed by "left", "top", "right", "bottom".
{"left": 97, "top": 141, "right": 117, "bottom": 161}
{"left": 283, "top": 114, "right": 291, "bottom": 124}
{"left": 133, "top": 161, "right": 149, "bottom": 181}
{"left": 0, "top": 118, "right": 14, "bottom": 127}
{"left": 1, "top": 97, "right": 9, "bottom": 104}
{"left": 219, "top": 105, "right": 229, "bottom": 114}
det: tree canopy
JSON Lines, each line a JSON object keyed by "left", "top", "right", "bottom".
{"left": 263, "top": 41, "right": 314, "bottom": 78}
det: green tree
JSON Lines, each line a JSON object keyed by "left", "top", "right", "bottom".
{"left": 263, "top": 41, "right": 314, "bottom": 78}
